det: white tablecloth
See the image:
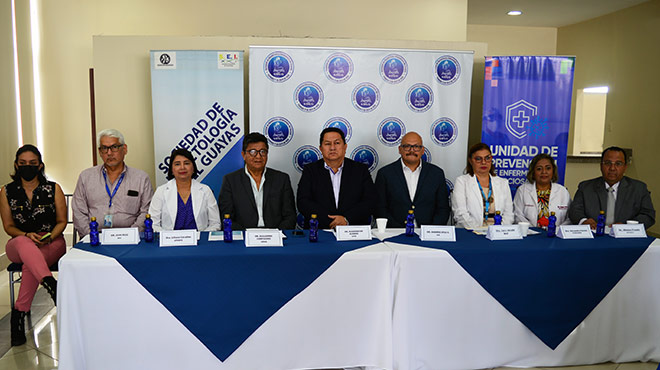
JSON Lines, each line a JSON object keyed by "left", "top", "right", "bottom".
{"left": 58, "top": 243, "right": 395, "bottom": 370}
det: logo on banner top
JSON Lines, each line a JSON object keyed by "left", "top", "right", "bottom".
{"left": 323, "top": 117, "right": 353, "bottom": 143}
{"left": 294, "top": 82, "right": 324, "bottom": 112}
{"left": 263, "top": 117, "right": 294, "bottom": 147}
{"left": 351, "top": 145, "right": 379, "bottom": 172}
{"left": 406, "top": 83, "right": 434, "bottom": 112}
{"left": 293, "top": 145, "right": 322, "bottom": 172}
{"left": 421, "top": 147, "right": 432, "bottom": 163}
{"left": 505, "top": 99, "right": 541, "bottom": 139}
{"left": 430, "top": 117, "right": 458, "bottom": 146}
{"left": 435, "top": 55, "right": 460, "bottom": 85}
{"left": 377, "top": 117, "right": 406, "bottom": 146}
{"left": 154, "top": 52, "right": 176, "bottom": 69}
{"left": 380, "top": 54, "right": 408, "bottom": 84}
{"left": 445, "top": 178, "right": 454, "bottom": 192}
{"left": 324, "top": 53, "right": 354, "bottom": 83}
{"left": 352, "top": 83, "right": 380, "bottom": 112}
{"left": 264, "top": 52, "right": 294, "bottom": 82}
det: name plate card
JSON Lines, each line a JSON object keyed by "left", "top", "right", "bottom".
{"left": 335, "top": 225, "right": 373, "bottom": 241}
{"left": 609, "top": 224, "right": 647, "bottom": 238}
{"left": 485, "top": 225, "right": 523, "bottom": 241}
{"left": 420, "top": 225, "right": 456, "bottom": 242}
{"left": 101, "top": 227, "right": 139, "bottom": 245}
{"left": 160, "top": 229, "right": 198, "bottom": 247}
{"left": 557, "top": 225, "right": 594, "bottom": 239}
{"left": 245, "top": 229, "right": 283, "bottom": 247}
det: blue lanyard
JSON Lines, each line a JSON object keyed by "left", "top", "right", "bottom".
{"left": 102, "top": 171, "right": 125, "bottom": 208}
{"left": 477, "top": 178, "right": 493, "bottom": 219}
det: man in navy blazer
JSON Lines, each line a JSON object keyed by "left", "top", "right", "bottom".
{"left": 219, "top": 133, "right": 296, "bottom": 230}
{"left": 297, "top": 127, "right": 376, "bottom": 229}
{"left": 569, "top": 146, "right": 655, "bottom": 229}
{"left": 375, "top": 132, "right": 450, "bottom": 227}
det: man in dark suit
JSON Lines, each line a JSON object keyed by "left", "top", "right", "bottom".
{"left": 219, "top": 132, "right": 296, "bottom": 230}
{"left": 375, "top": 132, "right": 450, "bottom": 227}
{"left": 297, "top": 127, "right": 376, "bottom": 229}
{"left": 569, "top": 146, "right": 655, "bottom": 229}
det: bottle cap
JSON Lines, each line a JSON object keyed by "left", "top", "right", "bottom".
{"left": 91, "top": 217, "right": 96, "bottom": 221}
{"left": 224, "top": 214, "right": 230, "bottom": 219}
{"left": 146, "top": 214, "right": 151, "bottom": 219}
{"left": 311, "top": 214, "right": 317, "bottom": 218}
{"left": 496, "top": 211, "right": 501, "bottom": 215}
{"left": 551, "top": 211, "right": 555, "bottom": 216}
{"left": 408, "top": 210, "right": 414, "bottom": 214}
{"left": 600, "top": 210, "right": 605, "bottom": 214}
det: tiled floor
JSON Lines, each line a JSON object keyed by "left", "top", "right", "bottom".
{"left": 0, "top": 274, "right": 657, "bottom": 370}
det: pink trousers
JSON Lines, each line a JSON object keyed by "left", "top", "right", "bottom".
{"left": 5, "top": 234, "right": 66, "bottom": 311}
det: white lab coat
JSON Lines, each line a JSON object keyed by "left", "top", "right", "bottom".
{"left": 513, "top": 181, "right": 572, "bottom": 226}
{"left": 148, "top": 179, "right": 221, "bottom": 231}
{"left": 451, "top": 174, "right": 514, "bottom": 228}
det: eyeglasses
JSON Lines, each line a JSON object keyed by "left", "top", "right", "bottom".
{"left": 246, "top": 149, "right": 268, "bottom": 157}
{"left": 473, "top": 155, "right": 492, "bottom": 163}
{"left": 401, "top": 144, "right": 423, "bottom": 152}
{"left": 99, "top": 144, "right": 123, "bottom": 153}
{"left": 602, "top": 161, "right": 625, "bottom": 167}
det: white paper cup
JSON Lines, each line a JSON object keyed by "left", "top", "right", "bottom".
{"left": 626, "top": 220, "right": 639, "bottom": 224}
{"left": 376, "top": 218, "right": 388, "bottom": 233}
{"left": 518, "top": 222, "right": 530, "bottom": 237}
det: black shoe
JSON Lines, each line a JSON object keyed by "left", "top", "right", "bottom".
{"left": 10, "top": 309, "right": 27, "bottom": 346}
{"left": 41, "top": 276, "right": 57, "bottom": 306}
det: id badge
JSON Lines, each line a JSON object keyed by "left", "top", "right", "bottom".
{"left": 103, "top": 214, "right": 113, "bottom": 228}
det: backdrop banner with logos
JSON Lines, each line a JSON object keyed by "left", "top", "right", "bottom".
{"left": 150, "top": 50, "right": 245, "bottom": 195}
{"left": 481, "top": 56, "right": 575, "bottom": 193}
{"left": 249, "top": 46, "right": 474, "bottom": 193}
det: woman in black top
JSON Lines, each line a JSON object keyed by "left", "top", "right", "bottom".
{"left": 0, "top": 145, "right": 67, "bottom": 346}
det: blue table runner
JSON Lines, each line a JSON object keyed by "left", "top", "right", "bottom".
{"left": 76, "top": 230, "right": 378, "bottom": 361}
{"left": 386, "top": 229, "right": 653, "bottom": 349}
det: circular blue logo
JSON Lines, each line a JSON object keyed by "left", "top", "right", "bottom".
{"left": 351, "top": 145, "right": 379, "bottom": 173}
{"left": 323, "top": 117, "right": 353, "bottom": 143}
{"left": 324, "top": 53, "right": 353, "bottom": 83}
{"left": 407, "top": 83, "right": 434, "bottom": 112}
{"left": 293, "top": 145, "right": 322, "bottom": 172}
{"left": 430, "top": 117, "right": 458, "bottom": 147}
{"left": 263, "top": 117, "right": 294, "bottom": 147}
{"left": 294, "top": 82, "right": 324, "bottom": 112}
{"left": 264, "top": 52, "right": 294, "bottom": 83}
{"left": 377, "top": 117, "right": 406, "bottom": 146}
{"left": 435, "top": 55, "right": 460, "bottom": 85}
{"left": 421, "top": 147, "right": 432, "bottom": 163}
{"left": 352, "top": 83, "right": 380, "bottom": 112}
{"left": 380, "top": 54, "right": 408, "bottom": 84}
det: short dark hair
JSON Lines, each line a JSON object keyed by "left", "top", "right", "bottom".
{"left": 526, "top": 153, "right": 558, "bottom": 183}
{"left": 11, "top": 144, "right": 47, "bottom": 183}
{"left": 242, "top": 132, "right": 269, "bottom": 152}
{"left": 601, "top": 146, "right": 627, "bottom": 164}
{"left": 167, "top": 148, "right": 199, "bottom": 180}
{"left": 465, "top": 142, "right": 496, "bottom": 176}
{"left": 319, "top": 127, "right": 346, "bottom": 145}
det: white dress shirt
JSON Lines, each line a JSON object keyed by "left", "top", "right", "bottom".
{"left": 401, "top": 159, "right": 422, "bottom": 202}
{"left": 324, "top": 161, "right": 344, "bottom": 208}
{"left": 245, "top": 167, "right": 267, "bottom": 227}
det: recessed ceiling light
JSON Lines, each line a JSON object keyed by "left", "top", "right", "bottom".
{"left": 507, "top": 10, "right": 523, "bottom": 16}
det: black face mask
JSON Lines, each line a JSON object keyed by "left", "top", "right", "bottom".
{"left": 17, "top": 165, "right": 40, "bottom": 181}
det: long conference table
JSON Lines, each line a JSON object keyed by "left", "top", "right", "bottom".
{"left": 57, "top": 229, "right": 660, "bottom": 370}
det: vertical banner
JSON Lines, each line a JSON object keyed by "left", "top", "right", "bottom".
{"left": 150, "top": 50, "right": 245, "bottom": 196}
{"left": 481, "top": 56, "right": 575, "bottom": 192}
{"left": 249, "top": 46, "right": 473, "bottom": 193}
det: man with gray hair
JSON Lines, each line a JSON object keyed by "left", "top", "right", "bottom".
{"left": 72, "top": 129, "right": 153, "bottom": 237}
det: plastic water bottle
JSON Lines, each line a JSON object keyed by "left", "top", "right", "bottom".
{"left": 494, "top": 211, "right": 502, "bottom": 225}
{"left": 89, "top": 217, "right": 100, "bottom": 246}
{"left": 309, "top": 214, "right": 319, "bottom": 242}
{"left": 144, "top": 214, "right": 154, "bottom": 242}
{"left": 405, "top": 210, "right": 415, "bottom": 237}
{"left": 223, "top": 214, "right": 232, "bottom": 243}
{"left": 547, "top": 211, "right": 557, "bottom": 237}
{"left": 596, "top": 210, "right": 606, "bottom": 236}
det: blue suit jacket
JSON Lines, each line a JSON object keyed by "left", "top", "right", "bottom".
{"left": 296, "top": 158, "right": 376, "bottom": 229}
{"left": 375, "top": 160, "right": 450, "bottom": 228}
